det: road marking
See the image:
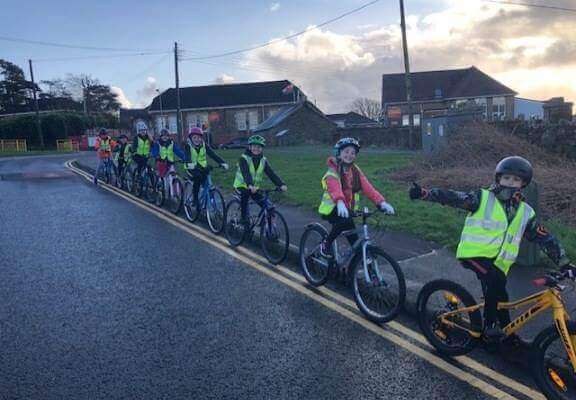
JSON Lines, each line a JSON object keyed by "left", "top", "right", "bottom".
{"left": 67, "top": 161, "right": 539, "bottom": 400}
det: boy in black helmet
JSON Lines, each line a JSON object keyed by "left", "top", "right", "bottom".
{"left": 410, "top": 156, "right": 572, "bottom": 354}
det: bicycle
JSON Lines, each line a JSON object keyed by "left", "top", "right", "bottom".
{"left": 183, "top": 165, "right": 226, "bottom": 234}
{"left": 299, "top": 207, "right": 406, "bottom": 323}
{"left": 131, "top": 161, "right": 156, "bottom": 202}
{"left": 416, "top": 267, "right": 576, "bottom": 400}
{"left": 154, "top": 162, "right": 183, "bottom": 214}
{"left": 114, "top": 158, "right": 133, "bottom": 191}
{"left": 224, "top": 188, "right": 289, "bottom": 265}
{"left": 94, "top": 157, "right": 114, "bottom": 185}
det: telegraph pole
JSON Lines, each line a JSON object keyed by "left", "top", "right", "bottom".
{"left": 174, "top": 42, "right": 182, "bottom": 142}
{"left": 399, "top": 0, "right": 414, "bottom": 149}
{"left": 28, "top": 59, "right": 44, "bottom": 149}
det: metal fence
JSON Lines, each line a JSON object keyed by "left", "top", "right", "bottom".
{"left": 56, "top": 139, "right": 79, "bottom": 152}
{"left": 0, "top": 139, "right": 27, "bottom": 152}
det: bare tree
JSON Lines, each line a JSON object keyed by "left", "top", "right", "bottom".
{"left": 65, "top": 74, "right": 120, "bottom": 114}
{"left": 349, "top": 97, "right": 383, "bottom": 121}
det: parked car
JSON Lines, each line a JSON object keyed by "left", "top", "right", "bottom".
{"left": 219, "top": 137, "right": 248, "bottom": 149}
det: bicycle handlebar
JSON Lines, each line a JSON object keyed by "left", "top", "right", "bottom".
{"left": 533, "top": 267, "right": 576, "bottom": 288}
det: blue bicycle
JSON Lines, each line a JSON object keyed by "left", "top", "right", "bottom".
{"left": 183, "top": 166, "right": 226, "bottom": 234}
{"left": 94, "top": 157, "right": 114, "bottom": 186}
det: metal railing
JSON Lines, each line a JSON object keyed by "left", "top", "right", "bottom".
{"left": 0, "top": 139, "right": 27, "bottom": 152}
{"left": 56, "top": 139, "right": 79, "bottom": 152}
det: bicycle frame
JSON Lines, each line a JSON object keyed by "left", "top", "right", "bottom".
{"left": 198, "top": 174, "right": 214, "bottom": 210}
{"left": 438, "top": 287, "right": 576, "bottom": 370}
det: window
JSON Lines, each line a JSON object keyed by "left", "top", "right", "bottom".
{"left": 235, "top": 111, "right": 247, "bottom": 131}
{"left": 402, "top": 114, "right": 420, "bottom": 126}
{"left": 492, "top": 97, "right": 506, "bottom": 120}
{"left": 413, "top": 114, "right": 421, "bottom": 126}
{"left": 475, "top": 98, "right": 488, "bottom": 119}
{"left": 156, "top": 116, "right": 168, "bottom": 132}
{"left": 248, "top": 110, "right": 259, "bottom": 128}
{"left": 187, "top": 112, "right": 208, "bottom": 129}
{"left": 168, "top": 115, "right": 177, "bottom": 133}
{"left": 402, "top": 114, "right": 409, "bottom": 126}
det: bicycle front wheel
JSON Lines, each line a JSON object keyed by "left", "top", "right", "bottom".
{"left": 154, "top": 177, "right": 165, "bottom": 207}
{"left": 351, "top": 246, "right": 406, "bottom": 323}
{"left": 183, "top": 182, "right": 200, "bottom": 222}
{"left": 168, "top": 177, "right": 183, "bottom": 214}
{"left": 533, "top": 322, "right": 576, "bottom": 400}
{"left": 299, "top": 224, "right": 330, "bottom": 286}
{"left": 417, "top": 279, "right": 482, "bottom": 356}
{"left": 206, "top": 189, "right": 225, "bottom": 234}
{"left": 124, "top": 169, "right": 133, "bottom": 193}
{"left": 224, "top": 199, "right": 246, "bottom": 247}
{"left": 260, "top": 209, "right": 289, "bottom": 265}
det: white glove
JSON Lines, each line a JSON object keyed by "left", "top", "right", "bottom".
{"left": 221, "top": 163, "right": 229, "bottom": 171}
{"left": 380, "top": 201, "right": 395, "bottom": 215}
{"left": 336, "top": 200, "right": 349, "bottom": 218}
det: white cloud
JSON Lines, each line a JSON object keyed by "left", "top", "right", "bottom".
{"left": 136, "top": 76, "right": 159, "bottom": 108}
{"left": 214, "top": 74, "right": 236, "bottom": 84}
{"left": 269, "top": 2, "right": 280, "bottom": 12}
{"left": 244, "top": 1, "right": 576, "bottom": 112}
{"left": 111, "top": 86, "right": 132, "bottom": 109}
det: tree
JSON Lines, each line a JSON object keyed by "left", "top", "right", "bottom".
{"left": 349, "top": 97, "right": 383, "bottom": 122}
{"left": 0, "top": 59, "right": 37, "bottom": 113}
{"left": 66, "top": 74, "right": 121, "bottom": 114}
{"left": 40, "top": 79, "right": 71, "bottom": 98}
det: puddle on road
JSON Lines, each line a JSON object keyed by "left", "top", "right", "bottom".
{"left": 0, "top": 171, "right": 74, "bottom": 181}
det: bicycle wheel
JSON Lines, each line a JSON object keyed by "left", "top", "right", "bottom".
{"left": 206, "top": 188, "right": 225, "bottom": 234}
{"left": 183, "top": 181, "right": 201, "bottom": 222}
{"left": 350, "top": 246, "right": 406, "bottom": 323}
{"left": 155, "top": 177, "right": 165, "bottom": 207}
{"left": 417, "top": 279, "right": 483, "bottom": 356}
{"left": 224, "top": 198, "right": 246, "bottom": 247}
{"left": 260, "top": 209, "right": 289, "bottom": 265}
{"left": 299, "top": 223, "right": 330, "bottom": 286}
{"left": 533, "top": 322, "right": 576, "bottom": 400}
{"left": 132, "top": 170, "right": 141, "bottom": 196}
{"left": 145, "top": 173, "right": 157, "bottom": 203}
{"left": 104, "top": 162, "right": 112, "bottom": 185}
{"left": 124, "top": 169, "right": 133, "bottom": 193}
{"left": 168, "top": 177, "right": 183, "bottom": 214}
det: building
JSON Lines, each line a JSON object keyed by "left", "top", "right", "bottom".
{"left": 119, "top": 108, "right": 152, "bottom": 132}
{"left": 147, "top": 80, "right": 304, "bottom": 145}
{"left": 252, "top": 101, "right": 335, "bottom": 145}
{"left": 381, "top": 66, "right": 517, "bottom": 127}
{"left": 326, "top": 112, "right": 378, "bottom": 128}
{"left": 543, "top": 97, "right": 573, "bottom": 123}
{"left": 514, "top": 98, "right": 544, "bottom": 120}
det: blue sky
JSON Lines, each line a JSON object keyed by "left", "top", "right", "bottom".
{"left": 3, "top": 0, "right": 574, "bottom": 112}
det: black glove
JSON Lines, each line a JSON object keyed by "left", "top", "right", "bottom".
{"left": 561, "top": 264, "right": 576, "bottom": 279}
{"left": 409, "top": 182, "right": 424, "bottom": 200}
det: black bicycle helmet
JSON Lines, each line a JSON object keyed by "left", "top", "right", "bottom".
{"left": 494, "top": 156, "right": 533, "bottom": 187}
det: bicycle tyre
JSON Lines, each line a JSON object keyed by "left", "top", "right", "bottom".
{"left": 350, "top": 246, "right": 405, "bottom": 323}
{"left": 260, "top": 209, "right": 289, "bottom": 265}
{"left": 206, "top": 188, "right": 226, "bottom": 234}
{"left": 417, "top": 279, "right": 482, "bottom": 356}
{"left": 224, "top": 198, "right": 245, "bottom": 247}
{"left": 299, "top": 223, "right": 330, "bottom": 287}
{"left": 168, "top": 177, "right": 183, "bottom": 214}
{"left": 155, "top": 177, "right": 165, "bottom": 207}
{"left": 183, "top": 181, "right": 201, "bottom": 222}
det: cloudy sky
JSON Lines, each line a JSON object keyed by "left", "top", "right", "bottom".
{"left": 3, "top": 0, "right": 575, "bottom": 112}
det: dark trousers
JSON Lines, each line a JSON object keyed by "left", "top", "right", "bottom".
{"left": 237, "top": 188, "right": 266, "bottom": 222}
{"left": 134, "top": 155, "right": 148, "bottom": 175}
{"left": 116, "top": 159, "right": 127, "bottom": 177}
{"left": 462, "top": 258, "right": 510, "bottom": 328}
{"left": 188, "top": 168, "right": 209, "bottom": 204}
{"left": 322, "top": 209, "right": 359, "bottom": 247}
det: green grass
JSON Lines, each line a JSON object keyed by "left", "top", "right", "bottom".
{"left": 0, "top": 150, "right": 74, "bottom": 157}
{"left": 203, "top": 145, "right": 576, "bottom": 262}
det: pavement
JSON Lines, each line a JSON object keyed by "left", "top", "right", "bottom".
{"left": 74, "top": 151, "right": 568, "bottom": 340}
{"left": 1, "top": 153, "right": 535, "bottom": 400}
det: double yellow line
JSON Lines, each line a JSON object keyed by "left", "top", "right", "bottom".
{"left": 66, "top": 160, "right": 544, "bottom": 400}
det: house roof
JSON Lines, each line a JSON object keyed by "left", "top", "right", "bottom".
{"left": 381, "top": 66, "right": 517, "bottom": 104}
{"left": 326, "top": 111, "right": 376, "bottom": 125}
{"left": 148, "top": 80, "right": 299, "bottom": 111}
{"left": 253, "top": 101, "right": 333, "bottom": 133}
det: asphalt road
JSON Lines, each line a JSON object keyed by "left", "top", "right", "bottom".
{"left": 0, "top": 154, "right": 539, "bottom": 400}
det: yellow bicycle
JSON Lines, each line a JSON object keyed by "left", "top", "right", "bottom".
{"left": 417, "top": 269, "right": 576, "bottom": 400}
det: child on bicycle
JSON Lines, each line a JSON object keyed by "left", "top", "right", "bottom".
{"left": 113, "top": 134, "right": 131, "bottom": 179}
{"left": 132, "top": 121, "right": 153, "bottom": 177}
{"left": 151, "top": 128, "right": 186, "bottom": 178}
{"left": 318, "top": 137, "right": 395, "bottom": 259}
{"left": 409, "top": 156, "right": 572, "bottom": 350}
{"left": 94, "top": 128, "right": 116, "bottom": 185}
{"left": 185, "top": 127, "right": 229, "bottom": 207}
{"left": 233, "top": 135, "right": 287, "bottom": 226}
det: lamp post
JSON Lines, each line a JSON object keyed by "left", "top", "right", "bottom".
{"left": 156, "top": 88, "right": 165, "bottom": 130}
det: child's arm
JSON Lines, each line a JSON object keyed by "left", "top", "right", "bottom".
{"left": 410, "top": 183, "right": 481, "bottom": 213}
{"left": 173, "top": 143, "right": 186, "bottom": 161}
{"left": 524, "top": 219, "right": 571, "bottom": 267}
{"left": 263, "top": 162, "right": 284, "bottom": 187}
{"left": 358, "top": 169, "right": 385, "bottom": 205}
{"left": 206, "top": 146, "right": 226, "bottom": 166}
{"left": 150, "top": 142, "right": 159, "bottom": 158}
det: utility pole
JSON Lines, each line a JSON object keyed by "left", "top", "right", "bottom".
{"left": 174, "top": 42, "right": 182, "bottom": 142}
{"left": 399, "top": 0, "right": 414, "bottom": 149}
{"left": 28, "top": 59, "right": 44, "bottom": 149}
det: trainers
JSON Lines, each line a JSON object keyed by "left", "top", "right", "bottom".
{"left": 501, "top": 335, "right": 532, "bottom": 365}
{"left": 319, "top": 240, "right": 333, "bottom": 259}
{"left": 483, "top": 324, "right": 505, "bottom": 343}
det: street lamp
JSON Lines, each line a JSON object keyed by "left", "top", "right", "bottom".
{"left": 156, "top": 88, "right": 165, "bottom": 129}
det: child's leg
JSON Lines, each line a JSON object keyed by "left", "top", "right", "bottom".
{"left": 191, "top": 169, "right": 207, "bottom": 204}
{"left": 324, "top": 210, "right": 356, "bottom": 246}
{"left": 238, "top": 188, "right": 250, "bottom": 223}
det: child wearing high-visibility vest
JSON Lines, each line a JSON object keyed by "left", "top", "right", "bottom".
{"left": 113, "top": 134, "right": 131, "bottom": 178}
{"left": 93, "top": 128, "right": 116, "bottom": 185}
{"left": 233, "top": 135, "right": 286, "bottom": 225}
{"left": 318, "top": 137, "right": 395, "bottom": 259}
{"left": 409, "top": 156, "right": 573, "bottom": 355}
{"left": 132, "top": 121, "right": 153, "bottom": 176}
{"left": 151, "top": 129, "right": 186, "bottom": 178}
{"left": 185, "top": 127, "right": 229, "bottom": 207}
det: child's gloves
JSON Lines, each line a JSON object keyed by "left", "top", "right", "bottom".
{"left": 409, "top": 182, "right": 425, "bottom": 200}
{"left": 561, "top": 264, "right": 576, "bottom": 280}
{"left": 379, "top": 202, "right": 395, "bottom": 215}
{"left": 336, "top": 200, "right": 349, "bottom": 218}
{"left": 221, "top": 163, "right": 229, "bottom": 170}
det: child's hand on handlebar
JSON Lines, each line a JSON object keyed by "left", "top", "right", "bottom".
{"left": 248, "top": 185, "right": 258, "bottom": 194}
{"left": 336, "top": 200, "right": 349, "bottom": 218}
{"left": 279, "top": 185, "right": 287, "bottom": 192}
{"left": 221, "top": 163, "right": 229, "bottom": 171}
{"left": 379, "top": 201, "right": 395, "bottom": 215}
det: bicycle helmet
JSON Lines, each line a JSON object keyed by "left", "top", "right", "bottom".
{"left": 333, "top": 137, "right": 360, "bottom": 156}
{"left": 495, "top": 156, "right": 533, "bottom": 187}
{"left": 188, "top": 126, "right": 204, "bottom": 138}
{"left": 136, "top": 121, "right": 148, "bottom": 133}
{"left": 248, "top": 135, "right": 266, "bottom": 147}
{"left": 99, "top": 128, "right": 107, "bottom": 136}
{"left": 160, "top": 128, "right": 170, "bottom": 136}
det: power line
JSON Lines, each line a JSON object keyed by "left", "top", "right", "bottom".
{"left": 120, "top": 54, "right": 171, "bottom": 85}
{"left": 180, "top": 0, "right": 381, "bottom": 61}
{"left": 481, "top": 0, "right": 576, "bottom": 12}
{"left": 32, "top": 51, "right": 171, "bottom": 63}
{"left": 0, "top": 35, "right": 167, "bottom": 52}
